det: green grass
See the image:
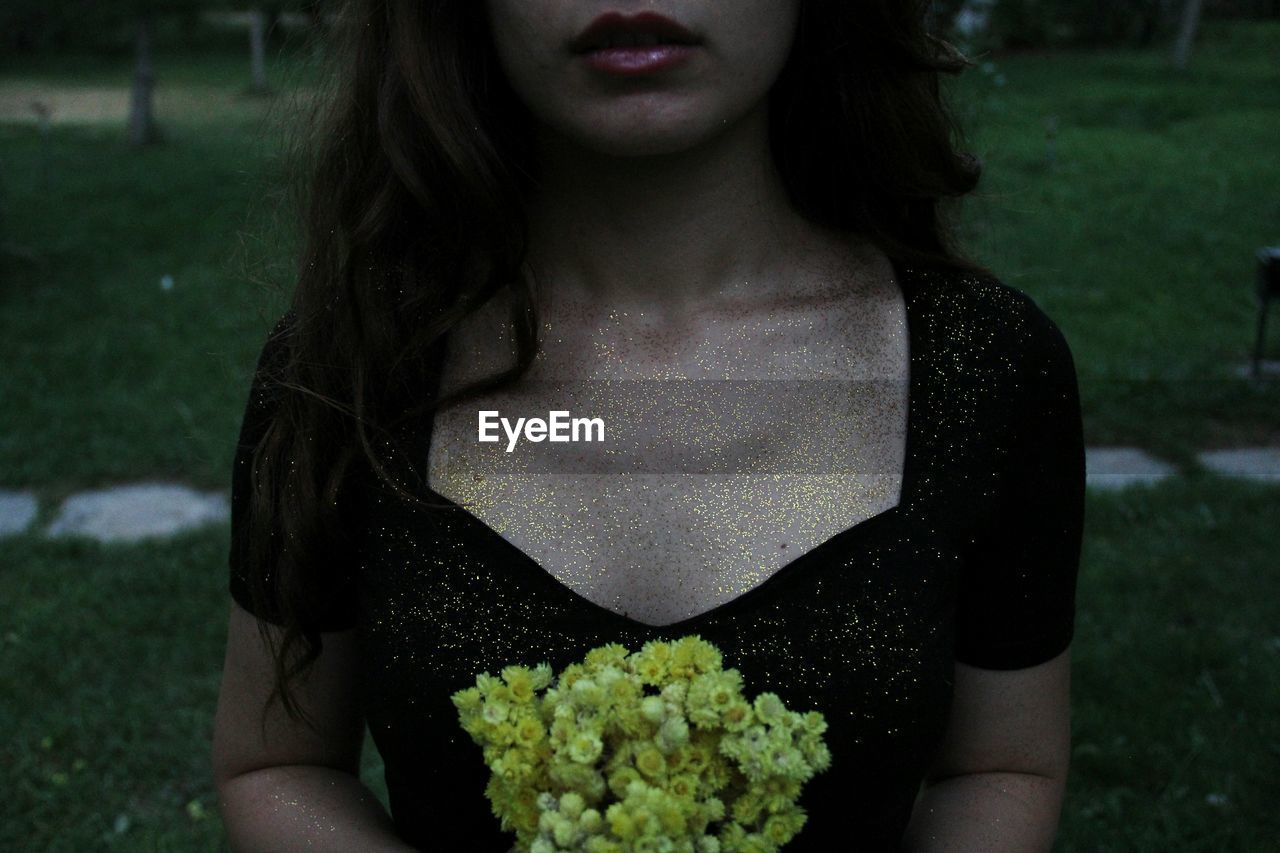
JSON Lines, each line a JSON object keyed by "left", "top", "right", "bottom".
{"left": 0, "top": 119, "right": 286, "bottom": 493}
{"left": 947, "top": 18, "right": 1280, "bottom": 460}
{"left": 1062, "top": 472, "right": 1280, "bottom": 851}
{"left": 0, "top": 527, "right": 390, "bottom": 851}
{"left": 0, "top": 17, "right": 1277, "bottom": 852}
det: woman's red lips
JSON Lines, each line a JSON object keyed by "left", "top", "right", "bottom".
{"left": 569, "top": 11, "right": 702, "bottom": 55}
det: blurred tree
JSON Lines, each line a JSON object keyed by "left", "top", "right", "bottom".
{"left": 248, "top": 7, "right": 270, "bottom": 94}
{"left": 1173, "top": 0, "right": 1205, "bottom": 67}
{"left": 118, "top": 2, "right": 208, "bottom": 146}
{"left": 248, "top": 2, "right": 336, "bottom": 94}
{"left": 980, "top": 0, "right": 1269, "bottom": 49}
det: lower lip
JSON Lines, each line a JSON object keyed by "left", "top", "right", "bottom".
{"left": 580, "top": 44, "right": 699, "bottom": 76}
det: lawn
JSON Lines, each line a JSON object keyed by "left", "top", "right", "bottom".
{"left": 0, "top": 18, "right": 1277, "bottom": 852}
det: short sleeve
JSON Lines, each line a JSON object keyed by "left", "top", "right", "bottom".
{"left": 228, "top": 319, "right": 361, "bottom": 632}
{"left": 954, "top": 295, "right": 1086, "bottom": 670}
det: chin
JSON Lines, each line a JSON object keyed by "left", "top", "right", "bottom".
{"left": 579, "top": 132, "right": 709, "bottom": 158}
{"left": 558, "top": 111, "right": 739, "bottom": 159}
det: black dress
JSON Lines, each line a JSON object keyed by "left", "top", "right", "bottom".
{"left": 228, "top": 259, "right": 1086, "bottom": 852}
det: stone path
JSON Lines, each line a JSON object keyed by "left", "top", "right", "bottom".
{"left": 0, "top": 446, "right": 1277, "bottom": 541}
{"left": 1197, "top": 447, "right": 1280, "bottom": 483}
{"left": 44, "top": 484, "right": 229, "bottom": 543}
{"left": 1085, "top": 447, "right": 1178, "bottom": 490}
{"left": 0, "top": 491, "right": 38, "bottom": 536}
{"left": 1, "top": 483, "right": 230, "bottom": 543}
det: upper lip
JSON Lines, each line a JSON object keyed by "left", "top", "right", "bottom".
{"left": 569, "top": 11, "right": 702, "bottom": 54}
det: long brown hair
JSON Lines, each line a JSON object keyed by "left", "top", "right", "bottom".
{"left": 238, "top": 0, "right": 988, "bottom": 732}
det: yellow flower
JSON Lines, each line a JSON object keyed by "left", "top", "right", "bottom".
{"left": 711, "top": 671, "right": 743, "bottom": 708}
{"left": 808, "top": 741, "right": 832, "bottom": 773}
{"left": 613, "top": 706, "right": 650, "bottom": 739}
{"left": 450, "top": 686, "right": 483, "bottom": 715}
{"left": 645, "top": 640, "right": 673, "bottom": 664}
{"left": 752, "top": 692, "right": 786, "bottom": 726}
{"left": 607, "top": 674, "right": 641, "bottom": 707}
{"left": 683, "top": 741, "right": 713, "bottom": 775}
{"left": 457, "top": 636, "right": 832, "bottom": 852}
{"left": 492, "top": 721, "right": 518, "bottom": 746}
{"left": 606, "top": 803, "right": 639, "bottom": 841}
{"left": 657, "top": 715, "right": 690, "bottom": 752}
{"left": 494, "top": 746, "right": 529, "bottom": 781}
{"left": 629, "top": 641, "right": 673, "bottom": 685}
{"left": 657, "top": 801, "right": 686, "bottom": 835}
{"left": 568, "top": 731, "right": 604, "bottom": 764}
{"left": 763, "top": 787, "right": 792, "bottom": 815}
{"left": 668, "top": 773, "right": 697, "bottom": 799}
{"left": 553, "top": 817, "right": 578, "bottom": 847}
{"left": 549, "top": 716, "right": 574, "bottom": 747}
{"left": 531, "top": 661, "right": 554, "bottom": 690}
{"left": 516, "top": 806, "right": 539, "bottom": 834}
{"left": 635, "top": 658, "right": 666, "bottom": 686}
{"left": 665, "top": 744, "right": 690, "bottom": 774}
{"left": 501, "top": 665, "right": 537, "bottom": 704}
{"left": 640, "top": 695, "right": 666, "bottom": 723}
{"left": 608, "top": 765, "right": 644, "bottom": 798}
{"left": 718, "top": 822, "right": 748, "bottom": 847}
{"left": 669, "top": 638, "right": 702, "bottom": 680}
{"left": 721, "top": 699, "right": 753, "bottom": 732}
{"left": 580, "top": 807, "right": 603, "bottom": 833}
{"left": 635, "top": 745, "right": 667, "bottom": 779}
{"left": 572, "top": 677, "right": 606, "bottom": 709}
{"left": 629, "top": 806, "right": 656, "bottom": 836}
{"left": 515, "top": 717, "right": 544, "bottom": 747}
{"left": 704, "top": 755, "right": 733, "bottom": 790}
{"left": 801, "top": 710, "right": 828, "bottom": 736}
{"left": 561, "top": 663, "right": 588, "bottom": 690}
{"left": 475, "top": 672, "right": 501, "bottom": 695}
{"left": 690, "top": 641, "right": 722, "bottom": 674}
{"left": 584, "top": 642, "right": 631, "bottom": 670}
{"left": 481, "top": 697, "right": 510, "bottom": 725}
{"left": 559, "top": 790, "right": 586, "bottom": 820}
{"left": 731, "top": 791, "right": 764, "bottom": 824}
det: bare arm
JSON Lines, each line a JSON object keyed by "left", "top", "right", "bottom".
{"left": 211, "top": 602, "right": 417, "bottom": 852}
{"left": 901, "top": 647, "right": 1072, "bottom": 852}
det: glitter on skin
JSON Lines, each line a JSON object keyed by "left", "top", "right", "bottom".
{"left": 425, "top": 237, "right": 909, "bottom": 627}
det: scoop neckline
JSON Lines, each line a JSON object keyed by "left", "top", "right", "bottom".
{"left": 420, "top": 256, "right": 923, "bottom": 634}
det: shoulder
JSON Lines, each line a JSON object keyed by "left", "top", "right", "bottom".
{"left": 250, "top": 312, "right": 297, "bottom": 379}
{"left": 905, "top": 262, "right": 1078, "bottom": 390}
{"left": 241, "top": 313, "right": 298, "bottom": 408}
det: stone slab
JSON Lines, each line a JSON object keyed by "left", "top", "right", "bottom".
{"left": 1231, "top": 360, "right": 1280, "bottom": 379}
{"left": 1197, "top": 448, "right": 1280, "bottom": 483}
{"left": 1086, "top": 447, "right": 1178, "bottom": 491}
{"left": 0, "top": 490, "right": 39, "bottom": 537}
{"left": 46, "top": 483, "right": 230, "bottom": 543}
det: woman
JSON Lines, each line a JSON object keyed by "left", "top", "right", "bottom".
{"left": 212, "top": 1, "right": 1085, "bottom": 851}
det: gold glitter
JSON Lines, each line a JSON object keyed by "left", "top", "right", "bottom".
{"left": 229, "top": 254, "right": 1086, "bottom": 850}
{"left": 426, "top": 242, "right": 909, "bottom": 627}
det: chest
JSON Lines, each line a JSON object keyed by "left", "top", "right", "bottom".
{"left": 424, "top": 277, "right": 911, "bottom": 627}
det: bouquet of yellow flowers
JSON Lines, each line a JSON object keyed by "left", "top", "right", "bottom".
{"left": 450, "top": 635, "right": 832, "bottom": 852}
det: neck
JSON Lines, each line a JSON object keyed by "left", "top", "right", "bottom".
{"left": 522, "top": 100, "right": 823, "bottom": 312}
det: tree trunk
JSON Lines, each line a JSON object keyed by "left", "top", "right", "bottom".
{"left": 1172, "top": 0, "right": 1203, "bottom": 70}
{"left": 249, "top": 7, "right": 270, "bottom": 94}
{"left": 128, "top": 12, "right": 157, "bottom": 147}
